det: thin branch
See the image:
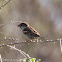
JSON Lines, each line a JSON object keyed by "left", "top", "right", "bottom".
{"left": 0, "top": 21, "right": 22, "bottom": 27}
{"left": 0, "top": 38, "right": 62, "bottom": 47}
{"left": 7, "top": 45, "right": 31, "bottom": 58}
{"left": 0, "top": 54, "right": 3, "bottom": 62}
{"left": 40, "top": 39, "right": 61, "bottom": 42}
{"left": 0, "top": 41, "right": 26, "bottom": 47}
{"left": 0, "top": 38, "right": 62, "bottom": 58}
{"left": 0, "top": 0, "right": 11, "bottom": 9}
{"left": 60, "top": 39, "right": 62, "bottom": 53}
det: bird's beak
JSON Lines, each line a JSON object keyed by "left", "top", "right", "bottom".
{"left": 18, "top": 24, "right": 20, "bottom": 27}
{"left": 18, "top": 24, "right": 22, "bottom": 28}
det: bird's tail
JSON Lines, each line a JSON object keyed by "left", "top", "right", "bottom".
{"left": 39, "top": 36, "right": 47, "bottom": 41}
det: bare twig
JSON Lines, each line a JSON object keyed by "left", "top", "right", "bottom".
{"left": 0, "top": 38, "right": 62, "bottom": 47}
{"left": 7, "top": 45, "right": 31, "bottom": 58}
{"left": 60, "top": 39, "right": 62, "bottom": 53}
{"left": 0, "top": 54, "right": 3, "bottom": 62}
{"left": 0, "top": 21, "right": 22, "bottom": 27}
{"left": 0, "top": 0, "right": 11, "bottom": 9}
{"left": 40, "top": 39, "right": 61, "bottom": 42}
{"left": 0, "top": 41, "right": 26, "bottom": 47}
{"left": 0, "top": 38, "right": 62, "bottom": 57}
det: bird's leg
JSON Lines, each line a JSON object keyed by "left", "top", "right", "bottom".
{"left": 26, "top": 39, "right": 32, "bottom": 45}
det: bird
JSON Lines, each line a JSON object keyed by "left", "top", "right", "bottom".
{"left": 18, "top": 22, "right": 45, "bottom": 42}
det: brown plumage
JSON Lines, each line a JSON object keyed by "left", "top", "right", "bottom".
{"left": 18, "top": 22, "right": 40, "bottom": 39}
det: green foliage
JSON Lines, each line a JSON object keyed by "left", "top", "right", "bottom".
{"left": 27, "top": 58, "right": 36, "bottom": 62}
{"left": 20, "top": 58, "right": 41, "bottom": 62}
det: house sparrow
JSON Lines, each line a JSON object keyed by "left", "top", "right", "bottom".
{"left": 18, "top": 22, "right": 45, "bottom": 41}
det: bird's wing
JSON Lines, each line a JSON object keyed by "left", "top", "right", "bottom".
{"left": 23, "top": 26, "right": 40, "bottom": 37}
{"left": 23, "top": 27, "right": 33, "bottom": 34}
{"left": 29, "top": 26, "right": 40, "bottom": 36}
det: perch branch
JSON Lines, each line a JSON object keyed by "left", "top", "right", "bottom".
{"left": 0, "top": 0, "right": 11, "bottom": 9}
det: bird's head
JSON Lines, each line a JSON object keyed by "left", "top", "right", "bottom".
{"left": 18, "top": 22, "right": 28, "bottom": 29}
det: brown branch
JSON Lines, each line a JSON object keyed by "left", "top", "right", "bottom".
{"left": 0, "top": 0, "right": 11, "bottom": 9}
{"left": 0, "top": 41, "right": 26, "bottom": 47}
{"left": 7, "top": 45, "right": 31, "bottom": 58}
{"left": 0, "top": 38, "right": 62, "bottom": 47}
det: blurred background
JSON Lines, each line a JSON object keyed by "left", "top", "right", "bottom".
{"left": 0, "top": 0, "right": 62, "bottom": 62}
